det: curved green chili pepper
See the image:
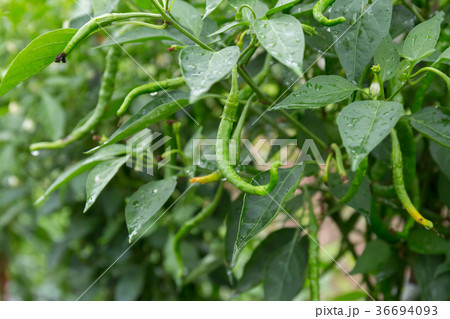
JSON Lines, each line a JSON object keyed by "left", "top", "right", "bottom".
{"left": 304, "top": 186, "right": 320, "bottom": 301}
{"left": 216, "top": 67, "right": 281, "bottom": 196}
{"left": 30, "top": 46, "right": 121, "bottom": 151}
{"left": 313, "top": 0, "right": 346, "bottom": 27}
{"left": 116, "top": 77, "right": 185, "bottom": 116}
{"left": 338, "top": 156, "right": 368, "bottom": 204}
{"left": 391, "top": 129, "right": 433, "bottom": 229}
{"left": 174, "top": 182, "right": 224, "bottom": 279}
{"left": 54, "top": 12, "right": 161, "bottom": 63}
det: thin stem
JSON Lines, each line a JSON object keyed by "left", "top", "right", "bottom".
{"left": 411, "top": 67, "right": 450, "bottom": 88}
{"left": 402, "top": 0, "right": 425, "bottom": 22}
{"left": 304, "top": 185, "right": 320, "bottom": 301}
{"left": 149, "top": 0, "right": 213, "bottom": 51}
{"left": 236, "top": 4, "right": 257, "bottom": 21}
{"left": 386, "top": 82, "right": 408, "bottom": 101}
{"left": 237, "top": 67, "right": 272, "bottom": 103}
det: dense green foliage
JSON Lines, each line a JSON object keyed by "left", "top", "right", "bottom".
{"left": 0, "top": 0, "right": 449, "bottom": 301}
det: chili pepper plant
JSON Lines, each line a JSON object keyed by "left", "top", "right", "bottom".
{"left": 0, "top": 0, "right": 449, "bottom": 301}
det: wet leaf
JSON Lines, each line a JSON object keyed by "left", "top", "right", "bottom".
{"left": 125, "top": 176, "right": 177, "bottom": 243}
{"left": 97, "top": 91, "right": 189, "bottom": 149}
{"left": 271, "top": 75, "right": 358, "bottom": 110}
{"left": 203, "top": 0, "right": 224, "bottom": 19}
{"left": 337, "top": 100, "right": 403, "bottom": 170}
{"left": 402, "top": 12, "right": 444, "bottom": 63}
{"left": 36, "top": 145, "right": 127, "bottom": 204}
{"left": 254, "top": 14, "right": 304, "bottom": 76}
{"left": 0, "top": 28, "right": 77, "bottom": 96}
{"left": 84, "top": 156, "right": 129, "bottom": 213}
{"left": 331, "top": 0, "right": 392, "bottom": 82}
{"left": 180, "top": 46, "right": 240, "bottom": 103}
{"left": 232, "top": 165, "right": 305, "bottom": 263}
{"left": 406, "top": 107, "right": 450, "bottom": 148}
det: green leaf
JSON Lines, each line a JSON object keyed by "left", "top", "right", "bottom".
{"left": 203, "top": 0, "right": 224, "bottom": 19}
{"left": 84, "top": 156, "right": 129, "bottom": 213}
{"left": 266, "top": 0, "right": 301, "bottom": 16}
{"left": 406, "top": 107, "right": 450, "bottom": 148}
{"left": 92, "top": 0, "right": 119, "bottom": 16}
{"left": 402, "top": 12, "right": 444, "bottom": 63}
{"left": 330, "top": 0, "right": 392, "bottom": 82}
{"left": 351, "top": 239, "right": 391, "bottom": 274}
{"left": 271, "top": 75, "right": 358, "bottom": 110}
{"left": 35, "top": 145, "right": 127, "bottom": 204}
{"left": 97, "top": 91, "right": 189, "bottom": 149}
{"left": 430, "top": 141, "right": 450, "bottom": 180}
{"left": 407, "top": 228, "right": 449, "bottom": 255}
{"left": 337, "top": 100, "right": 403, "bottom": 170}
{"left": 171, "top": 0, "right": 203, "bottom": 37}
{"left": 0, "top": 28, "right": 77, "bottom": 96}
{"left": 374, "top": 34, "right": 400, "bottom": 81}
{"left": 180, "top": 46, "right": 240, "bottom": 103}
{"left": 236, "top": 228, "right": 296, "bottom": 293}
{"left": 232, "top": 165, "right": 305, "bottom": 263}
{"left": 98, "top": 27, "right": 183, "bottom": 47}
{"left": 432, "top": 47, "right": 450, "bottom": 66}
{"left": 263, "top": 235, "right": 308, "bottom": 300}
{"left": 254, "top": 14, "right": 304, "bottom": 76}
{"left": 125, "top": 176, "right": 177, "bottom": 243}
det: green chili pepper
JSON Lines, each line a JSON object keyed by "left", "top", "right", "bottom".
{"left": 30, "top": 46, "right": 121, "bottom": 151}
{"left": 173, "top": 182, "right": 224, "bottom": 279}
{"left": 117, "top": 77, "right": 185, "bottom": 116}
{"left": 313, "top": 0, "right": 346, "bottom": 27}
{"left": 391, "top": 129, "right": 433, "bottom": 229}
{"left": 331, "top": 144, "right": 348, "bottom": 184}
{"left": 54, "top": 12, "right": 161, "bottom": 63}
{"left": 304, "top": 186, "right": 320, "bottom": 301}
{"left": 216, "top": 67, "right": 281, "bottom": 196}
{"left": 396, "top": 119, "right": 416, "bottom": 188}
{"left": 338, "top": 156, "right": 368, "bottom": 204}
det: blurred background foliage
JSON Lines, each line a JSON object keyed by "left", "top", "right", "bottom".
{"left": 0, "top": 0, "right": 449, "bottom": 301}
